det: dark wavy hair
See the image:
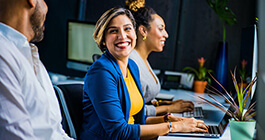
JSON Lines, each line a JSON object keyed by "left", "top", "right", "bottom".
{"left": 127, "top": 6, "right": 157, "bottom": 31}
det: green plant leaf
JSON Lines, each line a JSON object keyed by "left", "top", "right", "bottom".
{"left": 197, "top": 95, "right": 234, "bottom": 117}
{"left": 183, "top": 64, "right": 213, "bottom": 83}
{"left": 243, "top": 101, "right": 256, "bottom": 121}
{"left": 245, "top": 112, "right": 256, "bottom": 121}
{"left": 183, "top": 67, "right": 200, "bottom": 80}
{"left": 205, "top": 0, "right": 237, "bottom": 42}
{"left": 243, "top": 76, "right": 257, "bottom": 107}
{"left": 205, "top": 68, "right": 257, "bottom": 121}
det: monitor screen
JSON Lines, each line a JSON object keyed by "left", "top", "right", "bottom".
{"left": 67, "top": 20, "right": 102, "bottom": 72}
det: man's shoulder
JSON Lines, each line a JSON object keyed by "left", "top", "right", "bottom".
{"left": 0, "top": 38, "right": 20, "bottom": 60}
{"left": 0, "top": 34, "right": 16, "bottom": 54}
{"left": 0, "top": 35, "right": 26, "bottom": 73}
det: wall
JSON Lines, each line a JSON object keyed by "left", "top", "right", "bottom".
{"left": 257, "top": 0, "right": 265, "bottom": 138}
{"left": 169, "top": 0, "right": 256, "bottom": 90}
{"left": 37, "top": 0, "right": 83, "bottom": 77}
{"left": 37, "top": 0, "right": 256, "bottom": 90}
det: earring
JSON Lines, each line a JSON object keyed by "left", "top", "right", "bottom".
{"left": 143, "top": 36, "right": 146, "bottom": 41}
{"left": 103, "top": 42, "right": 106, "bottom": 45}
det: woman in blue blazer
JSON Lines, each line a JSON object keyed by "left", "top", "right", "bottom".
{"left": 80, "top": 7, "right": 208, "bottom": 140}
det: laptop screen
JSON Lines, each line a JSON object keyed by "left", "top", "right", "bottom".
{"left": 218, "top": 110, "right": 231, "bottom": 135}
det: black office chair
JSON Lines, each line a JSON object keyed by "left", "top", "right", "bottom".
{"left": 92, "top": 54, "right": 101, "bottom": 62}
{"left": 54, "top": 85, "right": 75, "bottom": 138}
{"left": 54, "top": 82, "right": 84, "bottom": 139}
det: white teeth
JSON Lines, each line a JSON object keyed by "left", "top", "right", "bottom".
{"left": 117, "top": 42, "right": 129, "bottom": 47}
{"left": 160, "top": 41, "right": 165, "bottom": 44}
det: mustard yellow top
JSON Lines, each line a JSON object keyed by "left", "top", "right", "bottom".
{"left": 124, "top": 68, "right": 144, "bottom": 124}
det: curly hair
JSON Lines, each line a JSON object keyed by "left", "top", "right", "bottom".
{"left": 126, "top": 5, "right": 157, "bottom": 31}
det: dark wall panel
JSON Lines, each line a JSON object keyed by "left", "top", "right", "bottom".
{"left": 37, "top": 0, "right": 256, "bottom": 86}
{"left": 37, "top": 0, "right": 82, "bottom": 77}
{"left": 146, "top": 0, "right": 181, "bottom": 70}
{"left": 170, "top": 0, "right": 255, "bottom": 90}
{"left": 85, "top": 0, "right": 125, "bottom": 22}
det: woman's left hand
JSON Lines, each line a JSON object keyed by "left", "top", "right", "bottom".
{"left": 168, "top": 115, "right": 186, "bottom": 122}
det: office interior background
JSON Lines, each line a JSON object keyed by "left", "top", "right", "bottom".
{"left": 37, "top": 0, "right": 255, "bottom": 90}
{"left": 36, "top": 0, "right": 265, "bottom": 138}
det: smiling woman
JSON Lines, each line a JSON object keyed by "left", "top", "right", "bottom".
{"left": 80, "top": 7, "right": 208, "bottom": 140}
{"left": 127, "top": 0, "right": 195, "bottom": 117}
{"left": 104, "top": 14, "right": 136, "bottom": 63}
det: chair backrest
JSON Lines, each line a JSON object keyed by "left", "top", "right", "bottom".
{"left": 92, "top": 54, "right": 101, "bottom": 62}
{"left": 54, "top": 82, "right": 84, "bottom": 139}
{"left": 54, "top": 85, "right": 76, "bottom": 138}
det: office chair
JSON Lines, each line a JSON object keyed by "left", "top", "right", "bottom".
{"left": 54, "top": 83, "right": 84, "bottom": 139}
{"left": 92, "top": 54, "right": 101, "bottom": 62}
{"left": 54, "top": 85, "right": 76, "bottom": 138}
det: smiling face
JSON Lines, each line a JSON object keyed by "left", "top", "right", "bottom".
{"left": 104, "top": 14, "right": 136, "bottom": 60}
{"left": 145, "top": 14, "right": 168, "bottom": 52}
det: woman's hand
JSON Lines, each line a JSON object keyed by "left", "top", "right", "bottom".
{"left": 152, "top": 100, "right": 171, "bottom": 106}
{"left": 168, "top": 115, "right": 186, "bottom": 122}
{"left": 168, "top": 99, "right": 194, "bottom": 113}
{"left": 171, "top": 118, "right": 208, "bottom": 133}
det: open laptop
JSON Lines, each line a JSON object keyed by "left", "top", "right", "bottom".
{"left": 182, "top": 106, "right": 204, "bottom": 118}
{"left": 168, "top": 106, "right": 231, "bottom": 138}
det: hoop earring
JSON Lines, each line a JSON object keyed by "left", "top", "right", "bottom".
{"left": 143, "top": 36, "right": 146, "bottom": 41}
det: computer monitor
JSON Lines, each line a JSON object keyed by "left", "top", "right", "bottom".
{"left": 66, "top": 20, "right": 102, "bottom": 72}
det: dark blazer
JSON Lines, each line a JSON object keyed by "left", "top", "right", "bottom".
{"left": 80, "top": 51, "right": 146, "bottom": 140}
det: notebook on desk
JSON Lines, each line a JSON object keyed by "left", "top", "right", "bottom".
{"left": 168, "top": 106, "right": 231, "bottom": 138}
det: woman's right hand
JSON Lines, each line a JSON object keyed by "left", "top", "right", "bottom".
{"left": 168, "top": 99, "right": 194, "bottom": 113}
{"left": 171, "top": 117, "right": 208, "bottom": 133}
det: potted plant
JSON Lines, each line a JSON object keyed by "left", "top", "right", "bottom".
{"left": 183, "top": 57, "right": 214, "bottom": 93}
{"left": 198, "top": 68, "right": 257, "bottom": 140}
{"left": 238, "top": 59, "right": 249, "bottom": 88}
{"left": 205, "top": 0, "right": 237, "bottom": 92}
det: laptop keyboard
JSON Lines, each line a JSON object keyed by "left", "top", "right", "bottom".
{"left": 183, "top": 107, "right": 204, "bottom": 118}
{"left": 208, "top": 125, "right": 220, "bottom": 134}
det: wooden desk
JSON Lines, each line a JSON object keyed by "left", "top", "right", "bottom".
{"left": 158, "top": 89, "right": 231, "bottom": 140}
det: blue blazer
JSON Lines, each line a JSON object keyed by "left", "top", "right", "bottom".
{"left": 80, "top": 51, "right": 146, "bottom": 140}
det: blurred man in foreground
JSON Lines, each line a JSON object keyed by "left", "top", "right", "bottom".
{"left": 0, "top": 0, "right": 72, "bottom": 139}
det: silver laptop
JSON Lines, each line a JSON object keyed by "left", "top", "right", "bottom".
{"left": 169, "top": 107, "right": 231, "bottom": 138}
{"left": 182, "top": 106, "right": 204, "bottom": 118}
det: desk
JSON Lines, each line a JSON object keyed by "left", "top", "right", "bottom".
{"left": 158, "top": 89, "right": 231, "bottom": 140}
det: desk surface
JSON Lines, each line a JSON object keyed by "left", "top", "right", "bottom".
{"left": 158, "top": 89, "right": 231, "bottom": 140}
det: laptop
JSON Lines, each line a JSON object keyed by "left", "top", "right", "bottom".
{"left": 168, "top": 106, "right": 231, "bottom": 138}
{"left": 182, "top": 106, "right": 204, "bottom": 118}
{"left": 182, "top": 88, "right": 241, "bottom": 119}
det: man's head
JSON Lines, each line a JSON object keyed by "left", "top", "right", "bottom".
{"left": 0, "top": 0, "right": 48, "bottom": 42}
{"left": 30, "top": 0, "right": 48, "bottom": 42}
